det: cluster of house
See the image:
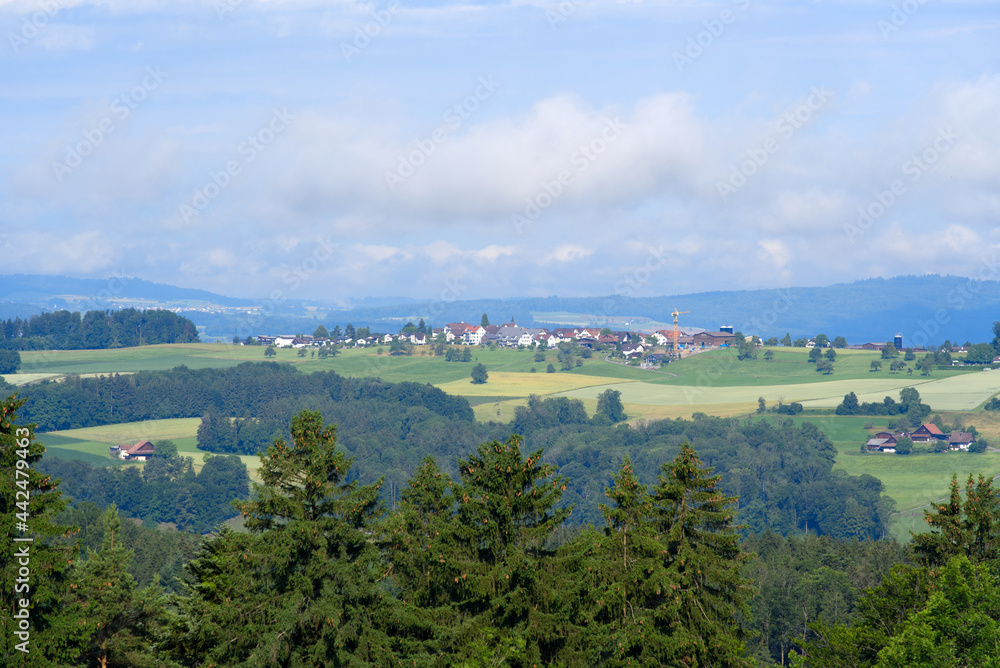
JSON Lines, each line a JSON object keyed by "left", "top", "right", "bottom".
{"left": 109, "top": 440, "right": 156, "bottom": 461}
{"left": 254, "top": 323, "right": 741, "bottom": 362}
{"left": 865, "top": 423, "right": 976, "bottom": 453}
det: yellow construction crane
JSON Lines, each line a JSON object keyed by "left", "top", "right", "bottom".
{"left": 671, "top": 308, "right": 690, "bottom": 357}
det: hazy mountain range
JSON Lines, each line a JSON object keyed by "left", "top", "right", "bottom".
{"left": 0, "top": 274, "right": 995, "bottom": 346}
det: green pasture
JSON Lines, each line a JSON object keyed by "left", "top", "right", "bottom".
{"left": 37, "top": 420, "right": 262, "bottom": 480}
{"left": 559, "top": 377, "right": 946, "bottom": 409}
{"left": 646, "top": 346, "right": 976, "bottom": 387}
{"left": 2, "top": 372, "right": 64, "bottom": 386}
{"left": 44, "top": 417, "right": 203, "bottom": 444}
{"left": 16, "top": 343, "right": 262, "bottom": 375}
{"left": 799, "top": 369, "right": 1000, "bottom": 411}
{"left": 773, "top": 415, "right": 1000, "bottom": 541}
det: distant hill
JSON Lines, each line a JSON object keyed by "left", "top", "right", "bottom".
{"left": 312, "top": 275, "right": 1000, "bottom": 346}
{"left": 0, "top": 274, "right": 253, "bottom": 308}
{"left": 3, "top": 274, "right": 996, "bottom": 346}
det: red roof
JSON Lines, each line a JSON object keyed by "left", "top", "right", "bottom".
{"left": 123, "top": 441, "right": 155, "bottom": 456}
{"left": 919, "top": 423, "right": 945, "bottom": 436}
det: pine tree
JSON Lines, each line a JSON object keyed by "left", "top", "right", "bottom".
{"left": 580, "top": 449, "right": 753, "bottom": 667}
{"left": 912, "top": 473, "right": 1000, "bottom": 566}
{"left": 0, "top": 395, "right": 78, "bottom": 667}
{"left": 447, "top": 435, "right": 574, "bottom": 666}
{"left": 579, "top": 456, "right": 665, "bottom": 665}
{"left": 380, "top": 457, "right": 461, "bottom": 661}
{"left": 172, "top": 410, "right": 391, "bottom": 666}
{"left": 650, "top": 442, "right": 754, "bottom": 667}
{"left": 64, "top": 506, "right": 172, "bottom": 668}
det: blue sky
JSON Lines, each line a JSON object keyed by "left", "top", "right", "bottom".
{"left": 1, "top": 0, "right": 997, "bottom": 305}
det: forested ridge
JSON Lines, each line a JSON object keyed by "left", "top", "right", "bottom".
{"left": 11, "top": 362, "right": 892, "bottom": 537}
{"left": 0, "top": 308, "right": 199, "bottom": 350}
{"left": 4, "top": 397, "right": 1000, "bottom": 667}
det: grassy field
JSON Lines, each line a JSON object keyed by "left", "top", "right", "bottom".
{"left": 37, "top": 418, "right": 262, "bottom": 480}
{"left": 11, "top": 342, "right": 1000, "bottom": 541}
{"left": 774, "top": 414, "right": 1000, "bottom": 541}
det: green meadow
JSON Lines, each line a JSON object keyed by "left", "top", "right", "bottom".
{"left": 9, "top": 342, "right": 1000, "bottom": 540}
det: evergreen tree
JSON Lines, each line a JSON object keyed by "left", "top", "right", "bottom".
{"left": 380, "top": 457, "right": 459, "bottom": 661}
{"left": 649, "top": 443, "right": 754, "bottom": 667}
{"left": 579, "top": 456, "right": 666, "bottom": 665}
{"left": 579, "top": 447, "right": 754, "bottom": 667}
{"left": 912, "top": 473, "right": 1000, "bottom": 566}
{"left": 173, "top": 411, "right": 390, "bottom": 666}
{"left": 447, "top": 435, "right": 574, "bottom": 666}
{"left": 0, "top": 395, "right": 78, "bottom": 667}
{"left": 64, "top": 507, "right": 172, "bottom": 668}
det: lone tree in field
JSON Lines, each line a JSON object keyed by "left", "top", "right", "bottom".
{"left": 264, "top": 345, "right": 276, "bottom": 358}
{"left": 471, "top": 363, "right": 488, "bottom": 384}
{"left": 596, "top": 388, "right": 627, "bottom": 423}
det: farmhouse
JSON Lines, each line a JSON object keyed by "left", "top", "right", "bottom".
{"left": 866, "top": 438, "right": 896, "bottom": 453}
{"left": 690, "top": 331, "right": 738, "bottom": 348}
{"left": 947, "top": 432, "right": 975, "bottom": 451}
{"left": 643, "top": 353, "right": 667, "bottom": 368}
{"left": 110, "top": 440, "right": 156, "bottom": 461}
{"left": 910, "top": 423, "right": 946, "bottom": 442}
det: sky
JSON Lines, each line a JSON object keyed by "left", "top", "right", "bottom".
{"left": 1, "top": 0, "right": 998, "bottom": 306}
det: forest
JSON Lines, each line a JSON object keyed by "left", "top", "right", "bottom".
{"left": 11, "top": 362, "right": 892, "bottom": 535}
{"left": 0, "top": 308, "right": 199, "bottom": 350}
{"left": 3, "top": 396, "right": 1000, "bottom": 667}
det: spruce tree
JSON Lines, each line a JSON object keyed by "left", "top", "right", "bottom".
{"left": 447, "top": 435, "right": 573, "bottom": 667}
{"left": 172, "top": 410, "right": 391, "bottom": 666}
{"left": 0, "top": 395, "right": 78, "bottom": 667}
{"left": 64, "top": 506, "right": 172, "bottom": 668}
{"left": 380, "top": 457, "right": 460, "bottom": 661}
{"left": 912, "top": 473, "right": 1000, "bottom": 566}
{"left": 650, "top": 442, "right": 754, "bottom": 667}
{"left": 579, "top": 456, "right": 666, "bottom": 665}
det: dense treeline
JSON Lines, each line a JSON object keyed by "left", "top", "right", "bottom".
{"left": 6, "top": 400, "right": 996, "bottom": 667}
{"left": 12, "top": 363, "right": 892, "bottom": 537}
{"left": 13, "top": 362, "right": 472, "bottom": 432}
{"left": 54, "top": 501, "right": 203, "bottom": 595}
{"left": 36, "top": 452, "right": 250, "bottom": 534}
{"left": 0, "top": 308, "right": 199, "bottom": 350}
{"left": 834, "top": 386, "right": 931, "bottom": 423}
{"left": 2, "top": 404, "right": 758, "bottom": 667}
{"left": 743, "top": 532, "right": 909, "bottom": 664}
